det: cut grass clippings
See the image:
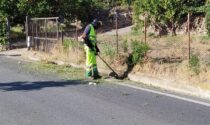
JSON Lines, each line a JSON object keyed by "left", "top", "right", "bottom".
{"left": 25, "top": 62, "right": 85, "bottom": 80}
{"left": 25, "top": 61, "right": 105, "bottom": 84}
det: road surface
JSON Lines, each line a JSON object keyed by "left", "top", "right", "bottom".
{"left": 0, "top": 56, "right": 210, "bottom": 125}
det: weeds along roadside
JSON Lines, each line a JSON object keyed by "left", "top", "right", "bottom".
{"left": 63, "top": 34, "right": 210, "bottom": 86}
{"left": 27, "top": 32, "right": 210, "bottom": 89}
{"left": 97, "top": 32, "right": 210, "bottom": 88}
{"left": 25, "top": 62, "right": 84, "bottom": 80}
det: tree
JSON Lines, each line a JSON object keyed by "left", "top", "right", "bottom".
{"left": 133, "top": 0, "right": 167, "bottom": 36}
{"left": 0, "top": 0, "right": 123, "bottom": 25}
{"left": 17, "top": 0, "right": 52, "bottom": 17}
{"left": 161, "top": 0, "right": 185, "bottom": 36}
{"left": 206, "top": 0, "right": 210, "bottom": 36}
{"left": 0, "top": 17, "right": 7, "bottom": 48}
{"left": 0, "top": 0, "right": 19, "bottom": 17}
{"left": 133, "top": 0, "right": 206, "bottom": 36}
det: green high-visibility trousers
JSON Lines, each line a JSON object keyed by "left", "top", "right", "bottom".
{"left": 84, "top": 45, "right": 99, "bottom": 77}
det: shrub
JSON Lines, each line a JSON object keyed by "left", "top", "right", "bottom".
{"left": 206, "top": 4, "right": 210, "bottom": 36}
{"left": 129, "top": 40, "right": 150, "bottom": 65}
{"left": 0, "top": 17, "right": 8, "bottom": 49}
{"left": 189, "top": 54, "right": 200, "bottom": 75}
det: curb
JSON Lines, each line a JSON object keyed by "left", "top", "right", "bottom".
{"left": 128, "top": 74, "right": 210, "bottom": 100}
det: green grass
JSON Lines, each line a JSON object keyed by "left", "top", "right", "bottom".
{"left": 102, "top": 44, "right": 117, "bottom": 57}
{"left": 25, "top": 62, "right": 85, "bottom": 80}
{"left": 189, "top": 54, "right": 200, "bottom": 75}
{"left": 25, "top": 61, "right": 105, "bottom": 84}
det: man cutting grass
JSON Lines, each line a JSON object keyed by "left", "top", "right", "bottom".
{"left": 79, "top": 19, "right": 102, "bottom": 80}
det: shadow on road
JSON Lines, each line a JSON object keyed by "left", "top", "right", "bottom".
{"left": 0, "top": 80, "right": 88, "bottom": 91}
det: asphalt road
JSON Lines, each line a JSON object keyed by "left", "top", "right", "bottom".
{"left": 0, "top": 56, "right": 210, "bottom": 125}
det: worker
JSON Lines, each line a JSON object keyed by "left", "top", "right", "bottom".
{"left": 79, "top": 19, "right": 102, "bottom": 80}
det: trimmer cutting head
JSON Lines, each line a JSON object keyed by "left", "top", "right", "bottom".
{"left": 109, "top": 72, "right": 121, "bottom": 79}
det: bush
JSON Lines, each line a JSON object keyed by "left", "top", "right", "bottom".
{"left": 0, "top": 37, "right": 7, "bottom": 46}
{"left": 129, "top": 40, "right": 150, "bottom": 65}
{"left": 206, "top": 4, "right": 210, "bottom": 36}
{"left": 189, "top": 54, "right": 200, "bottom": 75}
{"left": 0, "top": 17, "right": 8, "bottom": 48}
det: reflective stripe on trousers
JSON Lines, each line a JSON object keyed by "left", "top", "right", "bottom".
{"left": 84, "top": 45, "right": 98, "bottom": 77}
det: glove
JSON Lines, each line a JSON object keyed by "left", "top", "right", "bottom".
{"left": 95, "top": 52, "right": 100, "bottom": 55}
{"left": 78, "top": 36, "right": 84, "bottom": 42}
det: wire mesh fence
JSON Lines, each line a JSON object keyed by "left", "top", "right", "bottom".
{"left": 26, "top": 16, "right": 61, "bottom": 52}
{"left": 96, "top": 22, "right": 210, "bottom": 67}
{"left": 26, "top": 13, "right": 210, "bottom": 67}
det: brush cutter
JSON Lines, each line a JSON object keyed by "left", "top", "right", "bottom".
{"left": 97, "top": 54, "right": 120, "bottom": 79}
{"left": 78, "top": 37, "right": 120, "bottom": 79}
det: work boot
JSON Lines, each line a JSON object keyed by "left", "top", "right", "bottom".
{"left": 85, "top": 72, "right": 93, "bottom": 79}
{"left": 93, "top": 75, "right": 102, "bottom": 80}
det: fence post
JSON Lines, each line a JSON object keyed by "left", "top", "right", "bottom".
{"left": 61, "top": 30, "right": 64, "bottom": 44}
{"left": 188, "top": 13, "right": 191, "bottom": 63}
{"left": 57, "top": 18, "right": 59, "bottom": 41}
{"left": 32, "top": 19, "right": 35, "bottom": 50}
{"left": 35, "top": 20, "right": 38, "bottom": 50}
{"left": 26, "top": 16, "right": 30, "bottom": 50}
{"left": 45, "top": 19, "right": 48, "bottom": 52}
{"left": 115, "top": 11, "right": 119, "bottom": 54}
{"left": 75, "top": 19, "right": 78, "bottom": 41}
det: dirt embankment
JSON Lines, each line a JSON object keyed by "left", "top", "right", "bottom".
{"left": 144, "top": 15, "right": 207, "bottom": 36}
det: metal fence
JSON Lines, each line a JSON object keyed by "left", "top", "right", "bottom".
{"left": 94, "top": 13, "right": 210, "bottom": 66}
{"left": 142, "top": 13, "right": 210, "bottom": 65}
{"left": 39, "top": 11, "right": 209, "bottom": 66}
{"left": 26, "top": 16, "right": 61, "bottom": 52}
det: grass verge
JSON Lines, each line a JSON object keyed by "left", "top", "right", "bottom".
{"left": 25, "top": 62, "right": 85, "bottom": 80}
{"left": 25, "top": 61, "right": 105, "bottom": 84}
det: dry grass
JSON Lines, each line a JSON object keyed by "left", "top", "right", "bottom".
{"left": 50, "top": 41, "right": 85, "bottom": 65}
{"left": 98, "top": 32, "right": 210, "bottom": 90}
{"left": 25, "top": 40, "right": 85, "bottom": 66}
{"left": 132, "top": 60, "right": 210, "bottom": 90}
{"left": 28, "top": 31, "right": 210, "bottom": 90}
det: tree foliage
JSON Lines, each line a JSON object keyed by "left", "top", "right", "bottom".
{"left": 0, "top": 17, "right": 7, "bottom": 46}
{"left": 0, "top": 0, "right": 134, "bottom": 25}
{"left": 206, "top": 0, "right": 210, "bottom": 36}
{"left": 133, "top": 0, "right": 206, "bottom": 36}
{"left": 0, "top": 0, "right": 209, "bottom": 36}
